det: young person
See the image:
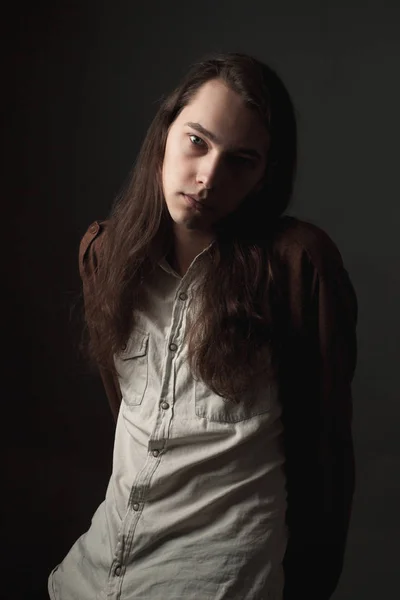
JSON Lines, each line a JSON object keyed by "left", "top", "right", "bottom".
{"left": 48, "top": 52, "right": 358, "bottom": 600}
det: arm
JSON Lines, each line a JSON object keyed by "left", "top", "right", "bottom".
{"left": 314, "top": 264, "right": 357, "bottom": 597}
{"left": 79, "top": 220, "right": 122, "bottom": 424}
{"left": 280, "top": 230, "right": 358, "bottom": 599}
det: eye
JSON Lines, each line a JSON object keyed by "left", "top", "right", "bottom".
{"left": 229, "top": 155, "right": 255, "bottom": 167}
{"left": 188, "top": 134, "right": 206, "bottom": 147}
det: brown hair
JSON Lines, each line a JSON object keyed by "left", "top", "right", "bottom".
{"left": 84, "top": 51, "right": 298, "bottom": 402}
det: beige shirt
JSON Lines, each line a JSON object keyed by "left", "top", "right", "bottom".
{"left": 48, "top": 241, "right": 289, "bottom": 600}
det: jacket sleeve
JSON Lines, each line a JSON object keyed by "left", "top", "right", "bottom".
{"left": 280, "top": 231, "right": 358, "bottom": 599}
{"left": 79, "top": 220, "right": 122, "bottom": 423}
{"left": 316, "top": 263, "right": 357, "bottom": 597}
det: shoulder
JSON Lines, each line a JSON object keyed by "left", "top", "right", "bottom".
{"left": 78, "top": 219, "right": 109, "bottom": 281}
{"left": 273, "top": 215, "right": 345, "bottom": 277}
{"left": 272, "top": 216, "right": 358, "bottom": 329}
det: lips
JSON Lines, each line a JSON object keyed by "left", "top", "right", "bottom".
{"left": 189, "top": 195, "right": 205, "bottom": 206}
{"left": 183, "top": 193, "right": 210, "bottom": 208}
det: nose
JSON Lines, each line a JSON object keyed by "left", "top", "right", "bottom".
{"left": 196, "top": 154, "right": 227, "bottom": 190}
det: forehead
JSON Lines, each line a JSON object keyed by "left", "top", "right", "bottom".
{"left": 175, "top": 78, "right": 269, "bottom": 153}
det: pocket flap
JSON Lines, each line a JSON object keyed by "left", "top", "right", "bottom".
{"left": 120, "top": 329, "right": 149, "bottom": 360}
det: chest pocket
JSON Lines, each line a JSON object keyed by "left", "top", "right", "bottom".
{"left": 194, "top": 371, "right": 276, "bottom": 423}
{"left": 115, "top": 328, "right": 149, "bottom": 407}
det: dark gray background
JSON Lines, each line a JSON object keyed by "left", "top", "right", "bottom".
{"left": 3, "top": 1, "right": 399, "bottom": 598}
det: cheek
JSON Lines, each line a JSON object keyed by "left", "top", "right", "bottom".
{"left": 162, "top": 142, "right": 178, "bottom": 186}
{"left": 168, "top": 148, "right": 192, "bottom": 183}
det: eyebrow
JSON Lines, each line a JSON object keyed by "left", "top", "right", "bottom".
{"left": 184, "top": 121, "right": 263, "bottom": 161}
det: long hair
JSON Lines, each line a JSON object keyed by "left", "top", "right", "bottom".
{"left": 84, "top": 51, "right": 298, "bottom": 402}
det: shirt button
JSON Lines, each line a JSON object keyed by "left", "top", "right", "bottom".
{"left": 115, "top": 565, "right": 121, "bottom": 576}
{"left": 88, "top": 222, "right": 98, "bottom": 234}
{"left": 160, "top": 401, "right": 169, "bottom": 410}
{"left": 179, "top": 292, "right": 188, "bottom": 301}
{"left": 133, "top": 503, "right": 140, "bottom": 511}
{"left": 169, "top": 342, "right": 178, "bottom": 351}
{"left": 152, "top": 449, "right": 160, "bottom": 457}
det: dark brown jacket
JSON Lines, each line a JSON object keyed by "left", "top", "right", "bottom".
{"left": 79, "top": 215, "right": 358, "bottom": 600}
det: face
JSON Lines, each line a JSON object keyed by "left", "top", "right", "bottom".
{"left": 161, "top": 78, "right": 270, "bottom": 244}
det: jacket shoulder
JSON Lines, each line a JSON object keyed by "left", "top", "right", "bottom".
{"left": 79, "top": 219, "right": 109, "bottom": 281}
{"left": 274, "top": 215, "right": 345, "bottom": 276}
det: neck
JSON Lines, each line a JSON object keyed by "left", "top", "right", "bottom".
{"left": 167, "top": 234, "right": 215, "bottom": 277}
